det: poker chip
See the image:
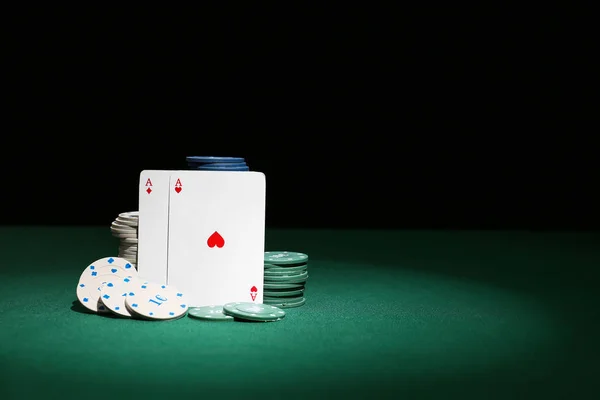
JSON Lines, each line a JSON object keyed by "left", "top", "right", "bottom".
{"left": 185, "top": 156, "right": 245, "bottom": 163}
{"left": 116, "top": 217, "right": 138, "bottom": 227}
{"left": 99, "top": 276, "right": 141, "bottom": 318}
{"left": 264, "top": 251, "right": 309, "bottom": 265}
{"left": 263, "top": 282, "right": 305, "bottom": 290}
{"left": 263, "top": 271, "right": 308, "bottom": 283}
{"left": 119, "top": 246, "right": 137, "bottom": 253}
{"left": 264, "top": 267, "right": 307, "bottom": 276}
{"left": 111, "top": 231, "right": 137, "bottom": 238}
{"left": 117, "top": 212, "right": 139, "bottom": 225}
{"left": 76, "top": 257, "right": 138, "bottom": 313}
{"left": 187, "top": 162, "right": 247, "bottom": 168}
{"left": 111, "top": 211, "right": 139, "bottom": 266}
{"left": 193, "top": 165, "right": 250, "bottom": 171}
{"left": 263, "top": 288, "right": 305, "bottom": 297}
{"left": 188, "top": 305, "right": 234, "bottom": 321}
{"left": 111, "top": 222, "right": 136, "bottom": 231}
{"left": 125, "top": 282, "right": 188, "bottom": 320}
{"left": 223, "top": 302, "right": 285, "bottom": 322}
{"left": 263, "top": 263, "right": 307, "bottom": 271}
{"left": 111, "top": 227, "right": 136, "bottom": 234}
{"left": 119, "top": 211, "right": 139, "bottom": 218}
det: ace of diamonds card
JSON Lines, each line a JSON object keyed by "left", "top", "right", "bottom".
{"left": 167, "top": 171, "right": 266, "bottom": 307}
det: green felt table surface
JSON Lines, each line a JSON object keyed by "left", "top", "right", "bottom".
{"left": 0, "top": 227, "right": 598, "bottom": 399}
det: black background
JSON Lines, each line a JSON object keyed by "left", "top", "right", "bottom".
{"left": 3, "top": 8, "right": 597, "bottom": 230}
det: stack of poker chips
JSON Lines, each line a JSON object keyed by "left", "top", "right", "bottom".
{"left": 263, "top": 251, "right": 309, "bottom": 308}
{"left": 110, "top": 211, "right": 139, "bottom": 269}
{"left": 186, "top": 156, "right": 250, "bottom": 171}
{"left": 76, "top": 256, "right": 188, "bottom": 320}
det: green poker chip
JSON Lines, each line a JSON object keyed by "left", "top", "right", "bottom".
{"left": 263, "top": 288, "right": 304, "bottom": 297}
{"left": 263, "top": 282, "right": 305, "bottom": 290}
{"left": 264, "top": 271, "right": 308, "bottom": 283}
{"left": 264, "top": 268, "right": 307, "bottom": 277}
{"left": 263, "top": 295, "right": 302, "bottom": 302}
{"left": 264, "top": 251, "right": 309, "bottom": 266}
{"left": 263, "top": 264, "right": 308, "bottom": 274}
{"left": 264, "top": 262, "right": 307, "bottom": 270}
{"left": 223, "top": 302, "right": 286, "bottom": 322}
{"left": 263, "top": 297, "right": 306, "bottom": 309}
{"left": 188, "top": 305, "right": 233, "bottom": 321}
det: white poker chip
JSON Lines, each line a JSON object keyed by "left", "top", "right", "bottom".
{"left": 99, "top": 275, "right": 142, "bottom": 317}
{"left": 119, "top": 211, "right": 139, "bottom": 219}
{"left": 120, "top": 238, "right": 138, "bottom": 244}
{"left": 115, "top": 217, "right": 138, "bottom": 227}
{"left": 111, "top": 225, "right": 136, "bottom": 234}
{"left": 111, "top": 231, "right": 137, "bottom": 238}
{"left": 111, "top": 221, "right": 135, "bottom": 228}
{"left": 125, "top": 282, "right": 188, "bottom": 320}
{"left": 76, "top": 257, "right": 138, "bottom": 313}
{"left": 111, "top": 221, "right": 136, "bottom": 231}
{"left": 119, "top": 245, "right": 137, "bottom": 251}
{"left": 119, "top": 246, "right": 138, "bottom": 252}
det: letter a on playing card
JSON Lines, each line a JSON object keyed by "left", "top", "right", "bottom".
{"left": 167, "top": 171, "right": 266, "bottom": 306}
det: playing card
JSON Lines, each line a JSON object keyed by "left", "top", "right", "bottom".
{"left": 167, "top": 171, "right": 266, "bottom": 307}
{"left": 137, "top": 170, "right": 171, "bottom": 284}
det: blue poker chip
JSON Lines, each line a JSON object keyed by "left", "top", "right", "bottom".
{"left": 193, "top": 166, "right": 250, "bottom": 171}
{"left": 187, "top": 162, "right": 248, "bottom": 168}
{"left": 186, "top": 156, "right": 245, "bottom": 163}
{"left": 191, "top": 167, "right": 250, "bottom": 171}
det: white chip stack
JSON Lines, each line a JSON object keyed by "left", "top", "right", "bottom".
{"left": 110, "top": 211, "right": 139, "bottom": 269}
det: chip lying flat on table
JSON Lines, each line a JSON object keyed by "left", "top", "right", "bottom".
{"left": 222, "top": 302, "right": 286, "bottom": 322}
{"left": 188, "top": 305, "right": 234, "bottom": 321}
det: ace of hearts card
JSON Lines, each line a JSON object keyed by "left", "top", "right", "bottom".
{"left": 167, "top": 171, "right": 266, "bottom": 307}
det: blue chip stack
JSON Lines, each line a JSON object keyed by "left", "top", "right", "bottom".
{"left": 186, "top": 156, "right": 250, "bottom": 171}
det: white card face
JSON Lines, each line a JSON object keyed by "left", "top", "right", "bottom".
{"left": 137, "top": 170, "right": 171, "bottom": 285}
{"left": 167, "top": 171, "right": 266, "bottom": 307}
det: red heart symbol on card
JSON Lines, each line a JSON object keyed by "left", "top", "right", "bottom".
{"left": 175, "top": 187, "right": 182, "bottom": 193}
{"left": 207, "top": 231, "right": 225, "bottom": 248}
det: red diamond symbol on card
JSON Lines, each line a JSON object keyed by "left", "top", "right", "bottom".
{"left": 146, "top": 188, "right": 152, "bottom": 194}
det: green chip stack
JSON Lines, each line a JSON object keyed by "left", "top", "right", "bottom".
{"left": 263, "top": 251, "right": 309, "bottom": 308}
